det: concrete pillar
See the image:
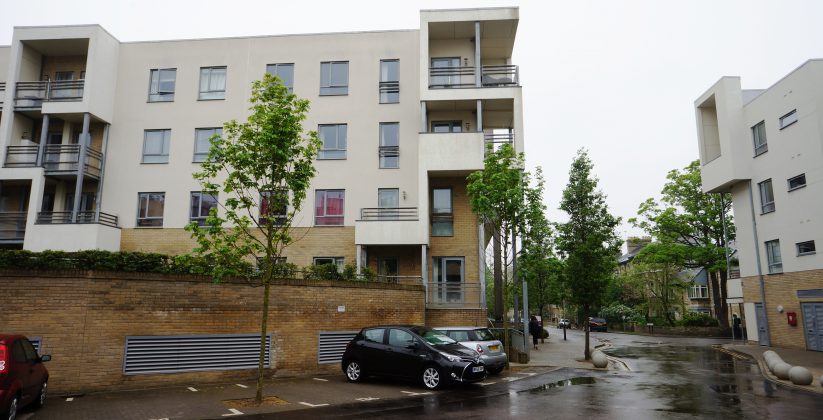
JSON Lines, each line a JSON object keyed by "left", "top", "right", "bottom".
{"left": 94, "top": 124, "right": 110, "bottom": 221}
{"left": 420, "top": 101, "right": 427, "bottom": 133}
{"left": 70, "top": 113, "right": 90, "bottom": 223}
{"left": 474, "top": 21, "right": 481, "bottom": 87}
{"left": 36, "top": 114, "right": 50, "bottom": 166}
{"left": 356, "top": 244, "right": 362, "bottom": 275}
{"left": 476, "top": 100, "right": 483, "bottom": 132}
{"left": 421, "top": 245, "right": 428, "bottom": 303}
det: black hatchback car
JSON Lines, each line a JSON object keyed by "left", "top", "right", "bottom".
{"left": 342, "top": 325, "right": 486, "bottom": 390}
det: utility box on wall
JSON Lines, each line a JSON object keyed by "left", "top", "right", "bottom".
{"left": 787, "top": 311, "right": 797, "bottom": 326}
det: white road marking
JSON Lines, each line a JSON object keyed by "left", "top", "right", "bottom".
{"left": 503, "top": 377, "right": 519, "bottom": 382}
{"left": 299, "top": 402, "right": 330, "bottom": 408}
{"left": 356, "top": 397, "right": 380, "bottom": 402}
{"left": 400, "top": 391, "right": 432, "bottom": 396}
{"left": 221, "top": 408, "right": 244, "bottom": 417}
{"left": 313, "top": 377, "right": 329, "bottom": 382}
{"left": 66, "top": 397, "right": 74, "bottom": 402}
{"left": 235, "top": 383, "right": 248, "bottom": 388}
{"left": 478, "top": 382, "right": 497, "bottom": 386}
{"left": 187, "top": 387, "right": 198, "bottom": 392}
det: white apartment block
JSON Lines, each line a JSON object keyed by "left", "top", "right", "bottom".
{"left": 695, "top": 60, "right": 823, "bottom": 351}
{"left": 0, "top": 8, "right": 524, "bottom": 324}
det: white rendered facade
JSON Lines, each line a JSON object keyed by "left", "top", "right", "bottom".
{"left": 695, "top": 60, "right": 823, "bottom": 350}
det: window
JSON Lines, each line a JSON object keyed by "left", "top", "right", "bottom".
{"left": 266, "top": 63, "right": 294, "bottom": 92}
{"left": 388, "top": 329, "right": 414, "bottom": 348}
{"left": 431, "top": 121, "right": 463, "bottom": 133}
{"left": 315, "top": 190, "right": 344, "bottom": 226}
{"left": 758, "top": 179, "right": 775, "bottom": 214}
{"left": 378, "top": 188, "right": 399, "bottom": 220}
{"left": 430, "top": 57, "right": 461, "bottom": 88}
{"left": 190, "top": 192, "right": 218, "bottom": 226}
{"left": 432, "top": 257, "right": 464, "bottom": 303}
{"left": 198, "top": 66, "right": 226, "bottom": 100}
{"left": 797, "top": 240, "right": 816, "bottom": 256}
{"left": 55, "top": 71, "right": 74, "bottom": 81}
{"left": 780, "top": 109, "right": 798, "bottom": 129}
{"left": 259, "top": 190, "right": 287, "bottom": 226}
{"left": 194, "top": 128, "right": 222, "bottom": 162}
{"left": 688, "top": 284, "right": 709, "bottom": 299}
{"left": 379, "top": 122, "right": 399, "bottom": 168}
{"left": 379, "top": 59, "right": 399, "bottom": 103}
{"left": 148, "top": 68, "right": 176, "bottom": 102}
{"left": 64, "top": 192, "right": 95, "bottom": 212}
{"left": 788, "top": 174, "right": 806, "bottom": 191}
{"left": 136, "top": 192, "right": 165, "bottom": 227}
{"left": 313, "top": 257, "right": 344, "bottom": 271}
{"left": 142, "top": 129, "right": 171, "bottom": 164}
{"left": 752, "top": 121, "right": 767, "bottom": 156}
{"left": 318, "top": 124, "right": 347, "bottom": 159}
{"left": 320, "top": 61, "right": 348, "bottom": 95}
{"left": 364, "top": 328, "right": 385, "bottom": 343}
{"left": 765, "top": 239, "right": 782, "bottom": 274}
{"left": 431, "top": 188, "right": 453, "bottom": 236}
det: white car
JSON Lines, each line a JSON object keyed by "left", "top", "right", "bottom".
{"left": 558, "top": 318, "right": 571, "bottom": 328}
{"left": 434, "top": 327, "right": 507, "bottom": 374}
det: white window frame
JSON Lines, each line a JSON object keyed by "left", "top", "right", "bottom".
{"left": 765, "top": 239, "right": 783, "bottom": 274}
{"left": 190, "top": 191, "right": 218, "bottom": 226}
{"left": 148, "top": 68, "right": 176, "bottom": 102}
{"left": 266, "top": 63, "right": 294, "bottom": 92}
{"left": 194, "top": 127, "right": 222, "bottom": 163}
{"left": 136, "top": 192, "right": 165, "bottom": 227}
{"left": 752, "top": 121, "right": 767, "bottom": 156}
{"left": 688, "top": 284, "right": 709, "bottom": 299}
{"left": 779, "top": 109, "right": 797, "bottom": 129}
{"left": 319, "top": 61, "right": 349, "bottom": 96}
{"left": 758, "top": 179, "right": 775, "bottom": 214}
{"left": 199, "top": 66, "right": 227, "bottom": 100}
{"left": 313, "top": 257, "right": 344, "bottom": 272}
{"left": 314, "top": 189, "right": 345, "bottom": 226}
{"left": 379, "top": 122, "right": 399, "bottom": 169}
{"left": 142, "top": 129, "right": 171, "bottom": 164}
{"left": 379, "top": 59, "right": 399, "bottom": 104}
{"left": 318, "top": 124, "right": 347, "bottom": 160}
{"left": 259, "top": 190, "right": 288, "bottom": 226}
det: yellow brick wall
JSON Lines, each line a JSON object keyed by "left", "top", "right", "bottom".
{"left": 425, "top": 308, "right": 487, "bottom": 327}
{"left": 742, "top": 268, "right": 823, "bottom": 349}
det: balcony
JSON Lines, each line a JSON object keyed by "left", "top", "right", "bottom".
{"left": 0, "top": 82, "right": 5, "bottom": 111}
{"left": 36, "top": 211, "right": 118, "bottom": 228}
{"left": 355, "top": 207, "right": 427, "bottom": 245}
{"left": 419, "top": 132, "right": 484, "bottom": 174}
{"left": 3, "top": 146, "right": 39, "bottom": 167}
{"left": 14, "top": 80, "right": 85, "bottom": 110}
{"left": 429, "top": 65, "right": 519, "bottom": 89}
{"left": 4, "top": 144, "right": 104, "bottom": 179}
{"left": 426, "top": 281, "right": 482, "bottom": 308}
{"left": 0, "top": 212, "right": 27, "bottom": 244}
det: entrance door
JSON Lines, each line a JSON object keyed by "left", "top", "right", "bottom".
{"left": 378, "top": 257, "right": 399, "bottom": 282}
{"left": 755, "top": 303, "right": 768, "bottom": 346}
{"left": 441, "top": 258, "right": 464, "bottom": 303}
{"left": 377, "top": 189, "right": 399, "bottom": 220}
{"left": 802, "top": 302, "right": 823, "bottom": 352}
{"left": 430, "top": 57, "right": 460, "bottom": 87}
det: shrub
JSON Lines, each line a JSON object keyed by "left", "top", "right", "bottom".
{"left": 680, "top": 312, "right": 719, "bottom": 327}
{"left": 303, "top": 264, "right": 342, "bottom": 280}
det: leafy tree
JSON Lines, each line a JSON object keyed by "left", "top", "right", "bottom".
{"left": 629, "top": 243, "right": 691, "bottom": 326}
{"left": 186, "top": 73, "right": 321, "bottom": 404}
{"left": 630, "top": 160, "right": 734, "bottom": 327}
{"left": 556, "top": 149, "right": 622, "bottom": 360}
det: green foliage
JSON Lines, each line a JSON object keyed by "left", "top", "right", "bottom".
{"left": 304, "top": 264, "right": 343, "bottom": 281}
{"left": 679, "top": 312, "right": 719, "bottom": 327}
{"left": 0, "top": 249, "right": 225, "bottom": 275}
{"left": 599, "top": 303, "right": 642, "bottom": 324}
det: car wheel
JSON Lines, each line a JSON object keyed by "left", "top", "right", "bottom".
{"left": 32, "top": 381, "right": 47, "bottom": 408}
{"left": 5, "top": 395, "right": 18, "bottom": 420}
{"left": 345, "top": 360, "right": 364, "bottom": 382}
{"left": 421, "top": 365, "right": 443, "bottom": 390}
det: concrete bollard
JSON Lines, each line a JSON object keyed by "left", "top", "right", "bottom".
{"left": 773, "top": 362, "right": 793, "bottom": 380}
{"left": 819, "top": 375, "right": 823, "bottom": 387}
{"left": 788, "top": 366, "right": 813, "bottom": 385}
{"left": 591, "top": 350, "right": 609, "bottom": 369}
{"left": 766, "top": 355, "right": 782, "bottom": 372}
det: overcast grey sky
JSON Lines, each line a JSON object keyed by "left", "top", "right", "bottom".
{"left": 4, "top": 0, "right": 823, "bottom": 244}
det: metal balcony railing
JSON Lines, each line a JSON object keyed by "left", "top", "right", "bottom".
{"left": 14, "top": 80, "right": 85, "bottom": 109}
{"left": 36, "top": 211, "right": 119, "bottom": 228}
{"left": 42, "top": 144, "right": 103, "bottom": 178}
{"left": 3, "top": 146, "right": 39, "bottom": 167}
{"left": 0, "top": 82, "right": 5, "bottom": 110}
{"left": 429, "top": 65, "right": 519, "bottom": 88}
{"left": 484, "top": 132, "right": 514, "bottom": 155}
{"left": 0, "top": 212, "right": 27, "bottom": 242}
{"left": 426, "top": 281, "right": 482, "bottom": 307}
{"left": 374, "top": 275, "right": 423, "bottom": 285}
{"left": 378, "top": 81, "right": 399, "bottom": 103}
{"left": 359, "top": 207, "right": 418, "bottom": 221}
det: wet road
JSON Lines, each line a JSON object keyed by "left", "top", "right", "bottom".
{"left": 251, "top": 332, "right": 823, "bottom": 419}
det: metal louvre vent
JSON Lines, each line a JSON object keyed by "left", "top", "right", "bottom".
{"left": 318, "top": 331, "right": 357, "bottom": 364}
{"left": 124, "top": 333, "right": 272, "bottom": 375}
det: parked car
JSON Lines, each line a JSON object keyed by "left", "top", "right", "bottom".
{"left": 589, "top": 317, "right": 608, "bottom": 332}
{"left": 434, "top": 327, "right": 507, "bottom": 375}
{"left": 341, "top": 325, "right": 486, "bottom": 390}
{"left": 558, "top": 318, "right": 571, "bottom": 329}
{"left": 1, "top": 335, "right": 51, "bottom": 420}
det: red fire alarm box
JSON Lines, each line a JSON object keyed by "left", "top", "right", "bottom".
{"left": 787, "top": 312, "right": 797, "bottom": 326}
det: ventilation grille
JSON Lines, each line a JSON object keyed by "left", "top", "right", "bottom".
{"left": 124, "top": 333, "right": 272, "bottom": 375}
{"left": 318, "top": 331, "right": 357, "bottom": 364}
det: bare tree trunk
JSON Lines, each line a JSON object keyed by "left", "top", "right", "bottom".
{"left": 493, "top": 227, "right": 503, "bottom": 320}
{"left": 256, "top": 279, "right": 271, "bottom": 404}
{"left": 709, "top": 270, "right": 728, "bottom": 328}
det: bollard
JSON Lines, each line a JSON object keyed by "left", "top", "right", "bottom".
{"left": 789, "top": 366, "right": 813, "bottom": 385}
{"left": 646, "top": 323, "right": 654, "bottom": 335}
{"left": 773, "top": 362, "right": 792, "bottom": 380}
{"left": 563, "top": 324, "right": 567, "bottom": 341}
{"left": 592, "top": 350, "right": 608, "bottom": 368}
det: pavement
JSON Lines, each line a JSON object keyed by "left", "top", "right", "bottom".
{"left": 510, "top": 327, "right": 628, "bottom": 371}
{"left": 722, "top": 343, "right": 823, "bottom": 394}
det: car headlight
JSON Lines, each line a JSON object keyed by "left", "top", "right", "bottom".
{"left": 439, "top": 352, "right": 460, "bottom": 362}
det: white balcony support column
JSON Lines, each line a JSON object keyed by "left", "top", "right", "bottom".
{"left": 478, "top": 223, "right": 486, "bottom": 309}
{"left": 356, "top": 244, "right": 362, "bottom": 275}
{"left": 36, "top": 114, "right": 50, "bottom": 166}
{"left": 71, "top": 112, "right": 90, "bottom": 223}
{"left": 421, "top": 245, "right": 428, "bottom": 303}
{"left": 474, "top": 21, "right": 481, "bottom": 87}
{"left": 420, "top": 101, "right": 427, "bottom": 133}
{"left": 94, "top": 124, "right": 110, "bottom": 221}
{"left": 476, "top": 100, "right": 483, "bottom": 132}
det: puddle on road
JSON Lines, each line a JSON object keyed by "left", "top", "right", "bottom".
{"left": 527, "top": 377, "right": 596, "bottom": 393}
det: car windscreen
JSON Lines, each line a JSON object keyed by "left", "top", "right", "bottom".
{"left": 412, "top": 327, "right": 457, "bottom": 345}
{"left": 473, "top": 328, "right": 495, "bottom": 341}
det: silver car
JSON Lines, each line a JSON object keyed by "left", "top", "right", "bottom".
{"left": 435, "top": 327, "right": 507, "bottom": 374}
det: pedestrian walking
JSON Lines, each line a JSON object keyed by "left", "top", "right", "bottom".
{"left": 529, "top": 315, "right": 540, "bottom": 350}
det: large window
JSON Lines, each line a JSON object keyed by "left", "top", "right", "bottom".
{"left": 432, "top": 257, "right": 464, "bottom": 303}
{"left": 259, "top": 190, "right": 287, "bottom": 226}
{"left": 320, "top": 61, "right": 349, "bottom": 95}
{"left": 379, "top": 59, "right": 399, "bottom": 103}
{"left": 315, "top": 190, "right": 344, "bottom": 226}
{"left": 779, "top": 109, "right": 797, "bottom": 129}
{"left": 431, "top": 188, "right": 453, "bottom": 236}
{"left": 190, "top": 192, "right": 218, "bottom": 226}
{"left": 199, "top": 66, "right": 227, "bottom": 100}
{"left": 797, "top": 240, "right": 816, "bottom": 256}
{"left": 194, "top": 128, "right": 222, "bottom": 162}
{"left": 314, "top": 257, "right": 344, "bottom": 271}
{"left": 378, "top": 188, "right": 399, "bottom": 220}
{"left": 688, "top": 284, "right": 709, "bottom": 299}
{"left": 137, "top": 192, "right": 165, "bottom": 227}
{"left": 752, "top": 121, "right": 767, "bottom": 156}
{"left": 765, "top": 239, "right": 782, "bottom": 274}
{"left": 148, "top": 68, "right": 176, "bottom": 102}
{"left": 431, "top": 121, "right": 463, "bottom": 133}
{"left": 318, "top": 124, "right": 347, "bottom": 159}
{"left": 758, "top": 179, "right": 775, "bottom": 214}
{"left": 379, "top": 122, "right": 399, "bottom": 168}
{"left": 788, "top": 174, "right": 806, "bottom": 191}
{"left": 142, "top": 129, "right": 171, "bottom": 164}
{"left": 266, "top": 63, "right": 294, "bottom": 92}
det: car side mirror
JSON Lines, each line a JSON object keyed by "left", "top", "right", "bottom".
{"left": 406, "top": 342, "right": 419, "bottom": 350}
{"left": 40, "top": 355, "right": 51, "bottom": 362}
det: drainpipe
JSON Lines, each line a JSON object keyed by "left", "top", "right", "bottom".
{"left": 747, "top": 180, "right": 770, "bottom": 346}
{"left": 474, "top": 21, "right": 481, "bottom": 87}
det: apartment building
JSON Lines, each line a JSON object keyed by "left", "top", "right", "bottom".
{"left": 0, "top": 8, "right": 524, "bottom": 325}
{"left": 695, "top": 60, "right": 823, "bottom": 351}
